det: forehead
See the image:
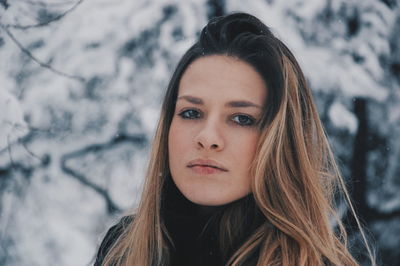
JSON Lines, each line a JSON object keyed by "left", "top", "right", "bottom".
{"left": 178, "top": 55, "right": 267, "bottom": 104}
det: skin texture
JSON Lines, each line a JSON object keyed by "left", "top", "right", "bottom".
{"left": 168, "top": 55, "right": 267, "bottom": 206}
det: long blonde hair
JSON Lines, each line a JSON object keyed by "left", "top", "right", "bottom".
{"left": 102, "top": 12, "right": 375, "bottom": 266}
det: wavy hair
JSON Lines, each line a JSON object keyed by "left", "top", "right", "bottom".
{"left": 102, "top": 12, "right": 375, "bottom": 266}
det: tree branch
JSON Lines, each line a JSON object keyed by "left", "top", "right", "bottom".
{"left": 6, "top": 135, "right": 15, "bottom": 167}
{"left": 61, "top": 162, "right": 121, "bottom": 214}
{"left": 60, "top": 133, "right": 146, "bottom": 214}
{"left": 4, "top": 0, "right": 84, "bottom": 30}
{"left": 15, "top": 0, "right": 77, "bottom": 8}
{"left": 1, "top": 24, "right": 86, "bottom": 82}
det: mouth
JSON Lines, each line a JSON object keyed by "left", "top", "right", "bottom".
{"left": 187, "top": 159, "right": 228, "bottom": 172}
{"left": 188, "top": 164, "right": 227, "bottom": 171}
{"left": 188, "top": 165, "right": 227, "bottom": 175}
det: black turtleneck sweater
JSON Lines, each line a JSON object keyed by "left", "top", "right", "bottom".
{"left": 94, "top": 180, "right": 261, "bottom": 266}
{"left": 161, "top": 180, "right": 225, "bottom": 266}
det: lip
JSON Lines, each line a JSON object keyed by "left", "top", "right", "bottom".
{"left": 187, "top": 159, "right": 228, "bottom": 172}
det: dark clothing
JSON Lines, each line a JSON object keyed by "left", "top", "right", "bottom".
{"left": 94, "top": 211, "right": 222, "bottom": 266}
{"left": 94, "top": 179, "right": 261, "bottom": 265}
{"left": 161, "top": 177, "right": 226, "bottom": 265}
{"left": 94, "top": 183, "right": 224, "bottom": 266}
{"left": 94, "top": 215, "right": 133, "bottom": 266}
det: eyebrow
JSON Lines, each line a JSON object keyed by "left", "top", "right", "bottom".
{"left": 177, "top": 95, "right": 262, "bottom": 109}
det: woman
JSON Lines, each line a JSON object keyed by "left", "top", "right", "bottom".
{"left": 94, "top": 12, "right": 374, "bottom": 266}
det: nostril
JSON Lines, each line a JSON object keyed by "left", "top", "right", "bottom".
{"left": 197, "top": 141, "right": 204, "bottom": 148}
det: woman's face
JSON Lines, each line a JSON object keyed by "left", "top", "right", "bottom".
{"left": 168, "top": 55, "right": 267, "bottom": 206}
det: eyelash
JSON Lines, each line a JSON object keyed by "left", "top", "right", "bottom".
{"left": 177, "top": 108, "right": 257, "bottom": 127}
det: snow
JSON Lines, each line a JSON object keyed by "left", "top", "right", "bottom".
{"left": 0, "top": 0, "right": 399, "bottom": 265}
{"left": 0, "top": 80, "right": 28, "bottom": 151}
{"left": 328, "top": 101, "right": 358, "bottom": 133}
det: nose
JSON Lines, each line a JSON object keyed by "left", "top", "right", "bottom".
{"left": 195, "top": 118, "right": 225, "bottom": 151}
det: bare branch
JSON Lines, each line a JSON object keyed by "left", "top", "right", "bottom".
{"left": 0, "top": 121, "right": 51, "bottom": 154}
{"left": 21, "top": 141, "right": 45, "bottom": 163}
{"left": 5, "top": 0, "right": 84, "bottom": 30}
{"left": 61, "top": 163, "right": 121, "bottom": 214}
{"left": 14, "top": 0, "right": 77, "bottom": 8}
{"left": 6, "top": 135, "right": 15, "bottom": 167}
{"left": 61, "top": 155, "right": 122, "bottom": 214}
{"left": 60, "top": 134, "right": 146, "bottom": 214}
{"left": 1, "top": 24, "right": 86, "bottom": 82}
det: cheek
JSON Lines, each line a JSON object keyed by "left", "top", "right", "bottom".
{"left": 247, "top": 134, "right": 259, "bottom": 154}
{"left": 232, "top": 132, "right": 260, "bottom": 170}
{"left": 168, "top": 120, "right": 189, "bottom": 160}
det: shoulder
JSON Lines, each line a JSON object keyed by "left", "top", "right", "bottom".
{"left": 94, "top": 215, "right": 134, "bottom": 266}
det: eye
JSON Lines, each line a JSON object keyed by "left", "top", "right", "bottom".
{"left": 232, "top": 114, "right": 256, "bottom": 126}
{"left": 178, "top": 109, "right": 202, "bottom": 119}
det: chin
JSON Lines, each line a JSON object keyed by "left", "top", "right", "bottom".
{"left": 180, "top": 188, "right": 244, "bottom": 207}
{"left": 171, "top": 172, "right": 252, "bottom": 207}
{"left": 187, "top": 196, "right": 228, "bottom": 207}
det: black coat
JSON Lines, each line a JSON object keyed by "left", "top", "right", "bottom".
{"left": 94, "top": 211, "right": 223, "bottom": 266}
{"left": 94, "top": 180, "right": 260, "bottom": 266}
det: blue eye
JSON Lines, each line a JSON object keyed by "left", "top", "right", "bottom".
{"left": 178, "top": 109, "right": 201, "bottom": 119}
{"left": 177, "top": 109, "right": 256, "bottom": 127}
{"left": 232, "top": 114, "right": 256, "bottom": 126}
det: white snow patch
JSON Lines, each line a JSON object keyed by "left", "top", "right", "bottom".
{"left": 329, "top": 101, "right": 358, "bottom": 133}
{"left": 0, "top": 82, "right": 28, "bottom": 151}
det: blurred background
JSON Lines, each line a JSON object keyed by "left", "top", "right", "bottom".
{"left": 0, "top": 0, "right": 399, "bottom": 265}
